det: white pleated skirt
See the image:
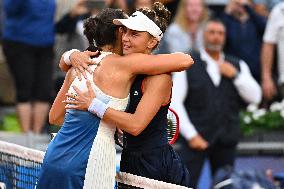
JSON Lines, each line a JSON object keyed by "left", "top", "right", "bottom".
{"left": 83, "top": 122, "right": 116, "bottom": 189}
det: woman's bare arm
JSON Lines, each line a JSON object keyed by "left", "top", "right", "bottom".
{"left": 103, "top": 74, "right": 172, "bottom": 135}
{"left": 60, "top": 50, "right": 194, "bottom": 78}
{"left": 59, "top": 52, "right": 71, "bottom": 73}
{"left": 49, "top": 69, "right": 76, "bottom": 126}
{"left": 112, "top": 52, "right": 194, "bottom": 76}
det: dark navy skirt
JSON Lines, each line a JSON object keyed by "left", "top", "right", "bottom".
{"left": 120, "top": 144, "right": 191, "bottom": 187}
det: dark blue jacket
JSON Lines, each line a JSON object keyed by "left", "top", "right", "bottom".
{"left": 3, "top": 0, "right": 55, "bottom": 46}
{"left": 221, "top": 5, "right": 267, "bottom": 82}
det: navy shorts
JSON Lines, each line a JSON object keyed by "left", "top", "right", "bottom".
{"left": 119, "top": 144, "right": 191, "bottom": 188}
{"left": 2, "top": 40, "right": 54, "bottom": 103}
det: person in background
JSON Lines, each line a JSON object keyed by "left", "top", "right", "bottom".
{"left": 261, "top": 2, "right": 284, "bottom": 102}
{"left": 127, "top": 0, "right": 154, "bottom": 14}
{"left": 56, "top": 0, "right": 128, "bottom": 51}
{"left": 56, "top": 0, "right": 108, "bottom": 50}
{"left": 53, "top": 0, "right": 110, "bottom": 95}
{"left": 2, "top": 0, "right": 56, "bottom": 133}
{"left": 158, "top": 0, "right": 181, "bottom": 21}
{"left": 171, "top": 18, "right": 262, "bottom": 188}
{"left": 107, "top": 0, "right": 128, "bottom": 12}
{"left": 0, "top": 0, "right": 17, "bottom": 106}
{"left": 221, "top": 0, "right": 267, "bottom": 82}
{"left": 157, "top": 0, "right": 208, "bottom": 54}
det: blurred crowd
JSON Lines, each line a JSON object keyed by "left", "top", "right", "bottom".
{"left": 1, "top": 0, "right": 281, "bottom": 131}
{"left": 0, "top": 0, "right": 284, "bottom": 188}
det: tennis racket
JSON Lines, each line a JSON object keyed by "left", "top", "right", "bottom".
{"left": 115, "top": 107, "right": 180, "bottom": 148}
{"left": 167, "top": 107, "right": 180, "bottom": 145}
{"left": 114, "top": 128, "right": 124, "bottom": 148}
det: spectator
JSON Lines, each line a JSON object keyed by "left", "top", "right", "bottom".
{"left": 171, "top": 19, "right": 261, "bottom": 188}
{"left": 55, "top": 0, "right": 129, "bottom": 51}
{"left": 2, "top": 0, "right": 56, "bottom": 133}
{"left": 127, "top": 0, "right": 154, "bottom": 14}
{"left": 158, "top": 0, "right": 181, "bottom": 21}
{"left": 53, "top": 0, "right": 109, "bottom": 94}
{"left": 261, "top": 2, "right": 284, "bottom": 101}
{"left": 56, "top": 0, "right": 108, "bottom": 50}
{"left": 221, "top": 0, "right": 267, "bottom": 82}
{"left": 158, "top": 0, "right": 209, "bottom": 54}
{"left": 107, "top": 0, "right": 128, "bottom": 11}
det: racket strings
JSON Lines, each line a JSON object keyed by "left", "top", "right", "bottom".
{"left": 167, "top": 111, "right": 178, "bottom": 143}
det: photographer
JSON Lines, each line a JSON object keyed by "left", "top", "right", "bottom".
{"left": 56, "top": 0, "right": 107, "bottom": 49}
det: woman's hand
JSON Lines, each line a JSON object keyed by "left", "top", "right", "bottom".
{"left": 70, "top": 50, "right": 99, "bottom": 80}
{"left": 64, "top": 81, "right": 96, "bottom": 110}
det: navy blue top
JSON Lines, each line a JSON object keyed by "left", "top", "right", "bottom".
{"left": 221, "top": 5, "right": 267, "bottom": 81}
{"left": 3, "top": 0, "right": 56, "bottom": 46}
{"left": 119, "top": 75, "right": 191, "bottom": 187}
{"left": 124, "top": 75, "right": 170, "bottom": 150}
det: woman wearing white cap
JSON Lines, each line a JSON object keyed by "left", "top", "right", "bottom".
{"left": 67, "top": 3, "right": 192, "bottom": 187}
{"left": 38, "top": 5, "right": 192, "bottom": 189}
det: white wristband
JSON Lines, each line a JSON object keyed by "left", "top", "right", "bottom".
{"left": 63, "top": 49, "right": 80, "bottom": 66}
{"left": 88, "top": 98, "right": 108, "bottom": 119}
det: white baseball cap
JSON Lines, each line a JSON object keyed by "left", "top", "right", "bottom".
{"left": 113, "top": 11, "right": 163, "bottom": 41}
